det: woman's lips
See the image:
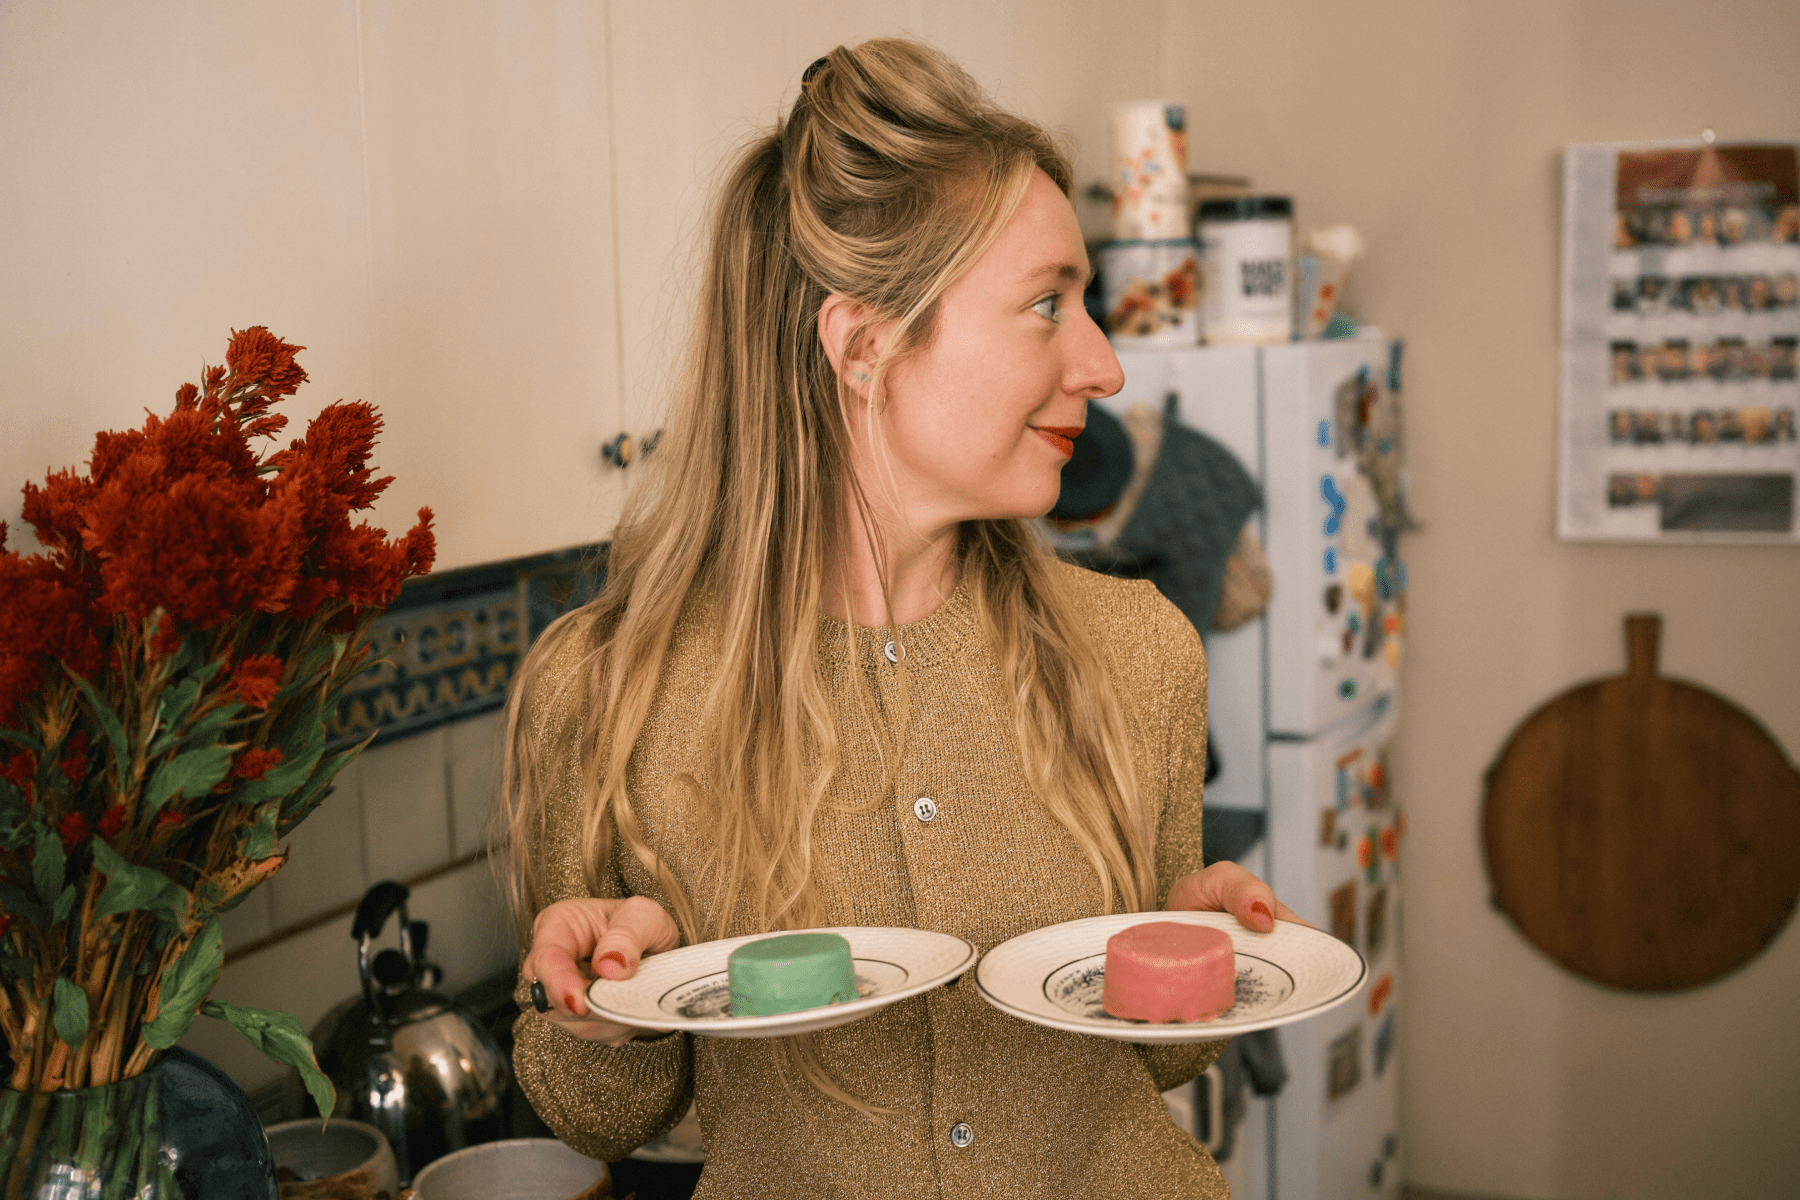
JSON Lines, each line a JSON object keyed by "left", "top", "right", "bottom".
{"left": 1033, "top": 425, "right": 1083, "bottom": 456}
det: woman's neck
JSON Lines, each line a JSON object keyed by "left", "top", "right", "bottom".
{"left": 823, "top": 499, "right": 960, "bottom": 628}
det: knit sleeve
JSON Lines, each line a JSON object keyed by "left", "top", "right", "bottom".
{"left": 1137, "top": 605, "right": 1228, "bottom": 1091}
{"left": 508, "top": 633, "right": 694, "bottom": 1162}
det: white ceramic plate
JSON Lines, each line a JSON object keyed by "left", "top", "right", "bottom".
{"left": 976, "top": 911, "right": 1366, "bottom": 1042}
{"left": 586, "top": 926, "right": 977, "bottom": 1039}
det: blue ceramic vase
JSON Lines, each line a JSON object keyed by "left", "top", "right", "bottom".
{"left": 0, "top": 1046, "right": 275, "bottom": 1199}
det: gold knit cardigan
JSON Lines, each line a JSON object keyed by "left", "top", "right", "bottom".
{"left": 512, "top": 563, "right": 1228, "bottom": 1199}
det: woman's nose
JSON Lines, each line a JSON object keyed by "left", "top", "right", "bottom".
{"left": 1066, "top": 305, "right": 1125, "bottom": 400}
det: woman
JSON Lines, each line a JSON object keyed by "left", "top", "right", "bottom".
{"left": 504, "top": 38, "right": 1296, "bottom": 1198}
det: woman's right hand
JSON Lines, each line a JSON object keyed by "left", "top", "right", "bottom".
{"left": 523, "top": 896, "right": 681, "bottom": 1047}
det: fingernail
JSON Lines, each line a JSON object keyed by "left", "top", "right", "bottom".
{"left": 1251, "top": 901, "right": 1273, "bottom": 928}
{"left": 598, "top": 951, "right": 630, "bottom": 978}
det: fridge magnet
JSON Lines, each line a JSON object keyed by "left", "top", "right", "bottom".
{"left": 1367, "top": 972, "right": 1393, "bottom": 1018}
{"left": 1329, "top": 880, "right": 1358, "bottom": 945}
{"left": 1372, "top": 1011, "right": 1396, "bottom": 1077}
{"left": 1365, "top": 886, "right": 1389, "bottom": 962}
{"left": 1326, "top": 1025, "right": 1363, "bottom": 1100}
{"left": 1319, "top": 808, "right": 1338, "bottom": 847}
{"left": 1558, "top": 138, "right": 1800, "bottom": 541}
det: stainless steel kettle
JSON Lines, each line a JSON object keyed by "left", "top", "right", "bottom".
{"left": 307, "top": 881, "right": 510, "bottom": 1185}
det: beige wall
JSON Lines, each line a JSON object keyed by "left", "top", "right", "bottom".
{"left": 4, "top": 2, "right": 1797, "bottom": 1196}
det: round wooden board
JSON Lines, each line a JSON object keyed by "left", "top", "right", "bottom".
{"left": 1482, "top": 614, "right": 1800, "bottom": 991}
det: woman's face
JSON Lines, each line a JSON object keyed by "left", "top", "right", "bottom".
{"left": 864, "top": 169, "right": 1123, "bottom": 530}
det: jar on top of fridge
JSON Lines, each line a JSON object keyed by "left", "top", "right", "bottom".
{"left": 1199, "top": 195, "right": 1294, "bottom": 344}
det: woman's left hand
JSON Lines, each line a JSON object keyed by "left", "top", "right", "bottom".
{"left": 1165, "top": 862, "right": 1307, "bottom": 933}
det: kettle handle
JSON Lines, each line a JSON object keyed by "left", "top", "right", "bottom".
{"left": 353, "top": 881, "right": 416, "bottom": 1008}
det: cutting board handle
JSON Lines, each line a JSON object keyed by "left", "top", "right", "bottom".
{"left": 1625, "top": 612, "right": 1661, "bottom": 679}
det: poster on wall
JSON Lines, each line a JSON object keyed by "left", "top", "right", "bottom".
{"left": 1559, "top": 139, "right": 1800, "bottom": 541}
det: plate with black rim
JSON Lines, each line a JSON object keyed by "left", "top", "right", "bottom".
{"left": 975, "top": 910, "right": 1365, "bottom": 1042}
{"left": 586, "top": 925, "right": 977, "bottom": 1039}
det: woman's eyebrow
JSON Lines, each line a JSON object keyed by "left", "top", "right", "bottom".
{"left": 1020, "top": 261, "right": 1089, "bottom": 288}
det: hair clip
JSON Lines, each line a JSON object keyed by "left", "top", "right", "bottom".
{"left": 802, "top": 55, "right": 828, "bottom": 86}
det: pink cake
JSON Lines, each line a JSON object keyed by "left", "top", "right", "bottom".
{"left": 1102, "top": 921, "right": 1236, "bottom": 1023}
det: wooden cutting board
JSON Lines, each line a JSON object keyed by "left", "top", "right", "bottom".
{"left": 1482, "top": 613, "right": 1800, "bottom": 991}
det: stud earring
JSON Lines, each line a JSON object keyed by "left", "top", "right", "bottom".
{"left": 849, "top": 369, "right": 870, "bottom": 385}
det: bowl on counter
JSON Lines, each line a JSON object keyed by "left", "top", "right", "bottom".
{"left": 407, "top": 1138, "right": 609, "bottom": 1200}
{"left": 264, "top": 1118, "right": 400, "bottom": 1198}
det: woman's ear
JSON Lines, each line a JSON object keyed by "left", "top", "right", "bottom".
{"left": 817, "top": 293, "right": 890, "bottom": 395}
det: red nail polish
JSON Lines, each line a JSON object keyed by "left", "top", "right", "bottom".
{"left": 565, "top": 992, "right": 581, "bottom": 1013}
{"left": 600, "top": 951, "right": 629, "bottom": 973}
{"left": 1251, "top": 901, "right": 1273, "bottom": 924}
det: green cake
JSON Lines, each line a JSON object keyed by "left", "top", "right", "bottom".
{"left": 726, "top": 932, "right": 857, "bottom": 1016}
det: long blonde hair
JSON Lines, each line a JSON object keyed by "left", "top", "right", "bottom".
{"left": 501, "top": 37, "right": 1155, "bottom": 1101}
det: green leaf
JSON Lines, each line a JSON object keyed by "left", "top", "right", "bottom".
{"left": 241, "top": 801, "right": 279, "bottom": 861}
{"left": 178, "top": 702, "right": 247, "bottom": 752}
{"left": 233, "top": 715, "right": 325, "bottom": 806}
{"left": 0, "top": 881, "right": 44, "bottom": 930}
{"left": 141, "top": 919, "right": 223, "bottom": 1050}
{"left": 202, "top": 1001, "right": 335, "bottom": 1117}
{"left": 66, "top": 671, "right": 130, "bottom": 787}
{"left": 0, "top": 728, "right": 44, "bottom": 753}
{"left": 52, "top": 883, "right": 77, "bottom": 926}
{"left": 141, "top": 744, "right": 236, "bottom": 819}
{"left": 91, "top": 839, "right": 190, "bottom": 927}
{"left": 52, "top": 975, "right": 89, "bottom": 1049}
{"left": 31, "top": 826, "right": 65, "bottom": 908}
{"left": 277, "top": 737, "right": 369, "bottom": 834}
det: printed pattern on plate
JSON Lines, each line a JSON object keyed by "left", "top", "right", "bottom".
{"left": 659, "top": 959, "right": 911, "bottom": 1019}
{"left": 1042, "top": 953, "right": 1295, "bottom": 1022}
{"left": 976, "top": 910, "right": 1365, "bottom": 1042}
{"left": 588, "top": 926, "right": 975, "bottom": 1039}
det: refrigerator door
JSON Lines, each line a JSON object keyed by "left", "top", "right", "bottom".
{"left": 1267, "top": 697, "right": 1404, "bottom": 1200}
{"left": 1262, "top": 339, "right": 1405, "bottom": 738}
{"left": 1105, "top": 346, "right": 1266, "bottom": 815}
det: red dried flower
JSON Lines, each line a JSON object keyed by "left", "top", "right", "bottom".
{"left": 20, "top": 468, "right": 97, "bottom": 562}
{"left": 225, "top": 327, "right": 308, "bottom": 402}
{"left": 0, "top": 529, "right": 106, "bottom": 725}
{"left": 1, "top": 751, "right": 35, "bottom": 789}
{"left": 233, "top": 747, "right": 283, "bottom": 782}
{"left": 0, "top": 914, "right": 12, "bottom": 937}
{"left": 57, "top": 812, "right": 92, "bottom": 849}
{"left": 150, "top": 613, "right": 183, "bottom": 659}
{"left": 97, "top": 804, "right": 127, "bottom": 840}
{"left": 153, "top": 810, "right": 185, "bottom": 835}
{"left": 231, "top": 656, "right": 285, "bottom": 709}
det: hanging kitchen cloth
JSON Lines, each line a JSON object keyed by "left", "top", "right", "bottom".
{"left": 1113, "top": 396, "right": 1263, "bottom": 635}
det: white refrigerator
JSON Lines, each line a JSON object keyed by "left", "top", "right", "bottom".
{"left": 1101, "top": 336, "right": 1408, "bottom": 1200}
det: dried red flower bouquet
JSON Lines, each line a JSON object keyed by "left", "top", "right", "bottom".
{"left": 0, "top": 328, "right": 433, "bottom": 1108}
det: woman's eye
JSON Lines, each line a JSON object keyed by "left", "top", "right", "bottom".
{"left": 1031, "top": 294, "right": 1064, "bottom": 324}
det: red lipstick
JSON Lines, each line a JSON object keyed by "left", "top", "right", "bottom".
{"left": 1033, "top": 425, "right": 1083, "bottom": 456}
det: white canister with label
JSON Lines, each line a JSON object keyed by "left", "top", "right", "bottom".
{"left": 1099, "top": 239, "right": 1201, "bottom": 348}
{"left": 1110, "top": 101, "right": 1190, "bottom": 241}
{"left": 1199, "top": 196, "right": 1294, "bottom": 344}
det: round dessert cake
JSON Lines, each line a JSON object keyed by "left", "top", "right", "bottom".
{"left": 726, "top": 932, "right": 857, "bottom": 1016}
{"left": 1101, "top": 921, "right": 1237, "bottom": 1023}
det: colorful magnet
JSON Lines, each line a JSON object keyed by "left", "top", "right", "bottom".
{"left": 1367, "top": 972, "right": 1393, "bottom": 1016}
{"left": 1327, "top": 1025, "right": 1363, "bottom": 1100}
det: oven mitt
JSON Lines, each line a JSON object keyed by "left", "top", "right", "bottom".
{"left": 1114, "top": 402, "right": 1262, "bottom": 635}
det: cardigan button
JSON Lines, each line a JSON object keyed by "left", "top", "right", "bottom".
{"left": 883, "top": 640, "right": 899, "bottom": 663}
{"left": 949, "top": 1122, "right": 974, "bottom": 1149}
{"left": 913, "top": 797, "right": 937, "bottom": 823}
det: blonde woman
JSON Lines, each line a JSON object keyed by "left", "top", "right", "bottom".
{"left": 504, "top": 39, "right": 1298, "bottom": 1198}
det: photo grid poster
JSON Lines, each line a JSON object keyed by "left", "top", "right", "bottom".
{"left": 1559, "top": 140, "right": 1800, "bottom": 541}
